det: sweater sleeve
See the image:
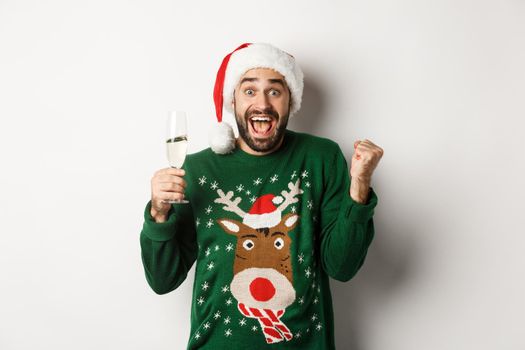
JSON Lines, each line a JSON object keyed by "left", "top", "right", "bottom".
{"left": 318, "top": 145, "right": 378, "bottom": 282}
{"left": 139, "top": 200, "right": 198, "bottom": 294}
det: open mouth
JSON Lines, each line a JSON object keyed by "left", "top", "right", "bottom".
{"left": 248, "top": 115, "right": 276, "bottom": 138}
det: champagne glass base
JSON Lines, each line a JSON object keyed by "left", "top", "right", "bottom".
{"left": 167, "top": 199, "right": 189, "bottom": 204}
{"left": 163, "top": 199, "right": 189, "bottom": 204}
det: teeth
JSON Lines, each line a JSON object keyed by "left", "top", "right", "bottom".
{"left": 250, "top": 116, "right": 271, "bottom": 122}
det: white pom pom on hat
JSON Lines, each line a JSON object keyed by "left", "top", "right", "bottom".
{"left": 210, "top": 42, "right": 304, "bottom": 154}
{"left": 208, "top": 121, "right": 236, "bottom": 155}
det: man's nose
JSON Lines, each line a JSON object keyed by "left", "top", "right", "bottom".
{"left": 253, "top": 92, "right": 271, "bottom": 110}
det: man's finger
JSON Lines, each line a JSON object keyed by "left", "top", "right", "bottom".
{"left": 157, "top": 175, "right": 187, "bottom": 188}
{"left": 159, "top": 182, "right": 186, "bottom": 192}
{"left": 157, "top": 167, "right": 186, "bottom": 176}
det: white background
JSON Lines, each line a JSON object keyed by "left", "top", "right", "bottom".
{"left": 1, "top": 0, "right": 524, "bottom": 349}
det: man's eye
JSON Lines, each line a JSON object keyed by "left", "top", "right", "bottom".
{"left": 269, "top": 89, "right": 280, "bottom": 96}
{"left": 244, "top": 89, "right": 254, "bottom": 96}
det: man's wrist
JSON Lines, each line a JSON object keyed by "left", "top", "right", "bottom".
{"left": 349, "top": 177, "right": 371, "bottom": 204}
{"left": 150, "top": 208, "right": 169, "bottom": 223}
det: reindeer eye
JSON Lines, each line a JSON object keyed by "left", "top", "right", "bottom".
{"left": 274, "top": 238, "right": 285, "bottom": 250}
{"left": 243, "top": 239, "right": 255, "bottom": 251}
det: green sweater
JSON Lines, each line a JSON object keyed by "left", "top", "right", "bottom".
{"left": 140, "top": 130, "right": 378, "bottom": 349}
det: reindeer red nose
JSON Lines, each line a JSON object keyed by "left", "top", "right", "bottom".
{"left": 249, "top": 277, "right": 276, "bottom": 301}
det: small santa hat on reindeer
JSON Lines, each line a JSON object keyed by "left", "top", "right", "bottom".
{"left": 243, "top": 194, "right": 284, "bottom": 229}
{"left": 210, "top": 43, "right": 305, "bottom": 154}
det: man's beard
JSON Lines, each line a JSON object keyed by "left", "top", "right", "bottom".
{"left": 234, "top": 104, "right": 289, "bottom": 153}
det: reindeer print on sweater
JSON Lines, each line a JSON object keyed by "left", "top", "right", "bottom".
{"left": 216, "top": 179, "right": 303, "bottom": 344}
{"left": 191, "top": 168, "right": 324, "bottom": 346}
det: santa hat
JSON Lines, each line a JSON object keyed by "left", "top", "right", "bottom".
{"left": 243, "top": 194, "right": 284, "bottom": 229}
{"left": 210, "top": 43, "right": 304, "bottom": 154}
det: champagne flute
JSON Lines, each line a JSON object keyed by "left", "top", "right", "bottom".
{"left": 165, "top": 110, "right": 189, "bottom": 204}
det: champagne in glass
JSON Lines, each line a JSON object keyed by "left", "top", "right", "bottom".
{"left": 165, "top": 110, "right": 189, "bottom": 204}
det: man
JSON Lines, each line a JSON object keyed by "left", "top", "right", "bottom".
{"left": 140, "top": 43, "right": 383, "bottom": 349}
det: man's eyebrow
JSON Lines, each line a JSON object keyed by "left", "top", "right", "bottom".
{"left": 239, "top": 77, "right": 286, "bottom": 88}
{"left": 268, "top": 79, "right": 285, "bottom": 87}
{"left": 239, "top": 77, "right": 258, "bottom": 85}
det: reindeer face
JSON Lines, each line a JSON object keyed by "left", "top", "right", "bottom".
{"left": 217, "top": 213, "right": 299, "bottom": 310}
{"left": 218, "top": 213, "right": 298, "bottom": 279}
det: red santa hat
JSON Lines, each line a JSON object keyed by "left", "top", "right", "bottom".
{"left": 210, "top": 42, "right": 304, "bottom": 154}
{"left": 243, "top": 194, "right": 284, "bottom": 229}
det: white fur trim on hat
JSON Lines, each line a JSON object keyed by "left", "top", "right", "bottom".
{"left": 223, "top": 43, "right": 304, "bottom": 118}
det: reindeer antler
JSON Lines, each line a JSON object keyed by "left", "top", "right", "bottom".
{"left": 277, "top": 179, "right": 304, "bottom": 212}
{"left": 214, "top": 189, "right": 247, "bottom": 218}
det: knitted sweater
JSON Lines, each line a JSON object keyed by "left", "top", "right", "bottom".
{"left": 140, "top": 130, "right": 378, "bottom": 349}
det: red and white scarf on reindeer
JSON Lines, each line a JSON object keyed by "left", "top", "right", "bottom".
{"left": 238, "top": 303, "right": 293, "bottom": 343}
